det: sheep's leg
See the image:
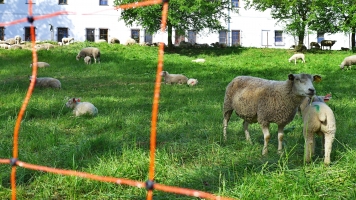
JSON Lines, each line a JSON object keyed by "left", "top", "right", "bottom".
{"left": 304, "top": 130, "right": 314, "bottom": 163}
{"left": 323, "top": 133, "right": 335, "bottom": 165}
{"left": 223, "top": 110, "right": 233, "bottom": 141}
{"left": 277, "top": 125, "right": 284, "bottom": 154}
{"left": 243, "top": 121, "right": 252, "bottom": 143}
{"left": 261, "top": 124, "right": 270, "bottom": 155}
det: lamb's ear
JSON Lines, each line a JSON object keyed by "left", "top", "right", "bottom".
{"left": 313, "top": 75, "right": 322, "bottom": 82}
{"left": 324, "top": 93, "right": 332, "bottom": 102}
{"left": 288, "top": 74, "right": 295, "bottom": 81}
{"left": 72, "top": 98, "right": 76, "bottom": 102}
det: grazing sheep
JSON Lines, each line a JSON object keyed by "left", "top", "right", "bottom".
{"left": 341, "top": 47, "right": 349, "bottom": 51}
{"left": 187, "top": 78, "right": 198, "bottom": 86}
{"left": 9, "top": 45, "right": 22, "bottom": 50}
{"left": 29, "top": 76, "right": 61, "bottom": 89}
{"left": 65, "top": 98, "right": 98, "bottom": 117}
{"left": 223, "top": 73, "right": 321, "bottom": 155}
{"left": 339, "top": 55, "right": 356, "bottom": 70}
{"left": 192, "top": 58, "right": 206, "bottom": 63}
{"left": 299, "top": 94, "right": 336, "bottom": 165}
{"left": 14, "top": 35, "right": 21, "bottom": 45}
{"left": 124, "top": 38, "right": 137, "bottom": 45}
{"left": 310, "top": 42, "right": 320, "bottom": 49}
{"left": 58, "top": 42, "right": 63, "bottom": 46}
{"left": 96, "top": 39, "right": 107, "bottom": 43}
{"left": 30, "top": 62, "right": 50, "bottom": 68}
{"left": 62, "top": 37, "right": 74, "bottom": 45}
{"left": 110, "top": 37, "right": 120, "bottom": 44}
{"left": 288, "top": 53, "right": 305, "bottom": 64}
{"left": 161, "top": 71, "right": 188, "bottom": 84}
{"left": 76, "top": 47, "right": 101, "bottom": 63}
{"left": 84, "top": 56, "right": 91, "bottom": 65}
{"left": 321, "top": 40, "right": 336, "bottom": 50}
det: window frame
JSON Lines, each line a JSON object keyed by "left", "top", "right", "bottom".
{"left": 219, "top": 30, "right": 227, "bottom": 44}
{"left": 99, "top": 28, "right": 108, "bottom": 41}
{"left": 57, "top": 27, "right": 68, "bottom": 42}
{"left": 144, "top": 30, "right": 152, "bottom": 44}
{"left": 58, "top": 0, "right": 67, "bottom": 5}
{"left": 99, "top": 0, "right": 108, "bottom": 5}
{"left": 317, "top": 32, "right": 324, "bottom": 43}
{"left": 24, "top": 27, "right": 36, "bottom": 41}
{"left": 131, "top": 29, "right": 140, "bottom": 43}
{"left": 86, "top": 28, "right": 95, "bottom": 42}
{"left": 231, "top": 30, "right": 240, "bottom": 46}
{"left": 0, "top": 27, "right": 4, "bottom": 41}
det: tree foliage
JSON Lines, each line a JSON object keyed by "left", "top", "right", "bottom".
{"left": 113, "top": 0, "right": 238, "bottom": 47}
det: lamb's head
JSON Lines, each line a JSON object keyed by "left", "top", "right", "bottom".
{"left": 289, "top": 73, "right": 321, "bottom": 97}
{"left": 160, "top": 71, "right": 168, "bottom": 77}
{"left": 187, "top": 78, "right": 198, "bottom": 86}
{"left": 65, "top": 98, "right": 80, "bottom": 109}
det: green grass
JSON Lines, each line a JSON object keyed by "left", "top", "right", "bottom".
{"left": 1, "top": 43, "right": 356, "bottom": 199}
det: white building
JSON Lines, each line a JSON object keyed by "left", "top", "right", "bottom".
{"left": 0, "top": 0, "right": 353, "bottom": 50}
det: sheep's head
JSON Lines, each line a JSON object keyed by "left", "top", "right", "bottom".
{"left": 65, "top": 98, "right": 80, "bottom": 109}
{"left": 76, "top": 55, "right": 80, "bottom": 60}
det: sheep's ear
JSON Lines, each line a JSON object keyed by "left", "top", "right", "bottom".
{"left": 72, "top": 98, "right": 76, "bottom": 102}
{"left": 313, "top": 75, "right": 322, "bottom": 82}
{"left": 288, "top": 74, "right": 295, "bottom": 81}
{"left": 324, "top": 93, "right": 332, "bottom": 102}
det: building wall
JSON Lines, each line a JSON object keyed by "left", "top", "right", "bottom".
{"left": 0, "top": 0, "right": 352, "bottom": 50}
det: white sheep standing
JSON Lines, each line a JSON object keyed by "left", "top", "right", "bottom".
{"left": 65, "top": 98, "right": 98, "bottom": 117}
{"left": 299, "top": 94, "right": 336, "bottom": 165}
{"left": 29, "top": 76, "right": 61, "bottom": 89}
{"left": 339, "top": 55, "right": 356, "bottom": 70}
{"left": 14, "top": 35, "right": 21, "bottom": 45}
{"left": 30, "top": 62, "right": 50, "bottom": 68}
{"left": 288, "top": 53, "right": 305, "bottom": 64}
{"left": 76, "top": 47, "right": 101, "bottom": 63}
{"left": 84, "top": 56, "right": 91, "bottom": 65}
{"left": 124, "top": 38, "right": 137, "bottom": 45}
{"left": 223, "top": 73, "right": 321, "bottom": 155}
{"left": 187, "top": 78, "right": 198, "bottom": 86}
{"left": 62, "top": 37, "right": 74, "bottom": 45}
{"left": 161, "top": 71, "right": 188, "bottom": 84}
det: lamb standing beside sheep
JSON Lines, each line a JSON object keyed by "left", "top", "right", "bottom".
{"left": 339, "top": 55, "right": 356, "bottom": 70}
{"left": 29, "top": 76, "right": 61, "bottom": 89}
{"left": 84, "top": 56, "right": 91, "bottom": 65}
{"left": 299, "top": 94, "right": 336, "bottom": 165}
{"left": 65, "top": 98, "right": 98, "bottom": 117}
{"left": 223, "top": 73, "right": 321, "bottom": 155}
{"left": 76, "top": 47, "right": 100, "bottom": 63}
{"left": 288, "top": 53, "right": 305, "bottom": 64}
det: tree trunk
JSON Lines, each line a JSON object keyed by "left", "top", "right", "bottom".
{"left": 167, "top": 22, "right": 173, "bottom": 49}
{"left": 351, "top": 28, "right": 355, "bottom": 49}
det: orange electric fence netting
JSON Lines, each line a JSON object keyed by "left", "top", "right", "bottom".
{"left": 0, "top": 0, "right": 236, "bottom": 200}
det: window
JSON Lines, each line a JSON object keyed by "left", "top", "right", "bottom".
{"left": 86, "top": 28, "right": 95, "bottom": 42}
{"left": 274, "top": 30, "right": 283, "bottom": 42}
{"left": 24, "top": 27, "right": 36, "bottom": 41}
{"left": 26, "top": 0, "right": 36, "bottom": 3}
{"left": 131, "top": 29, "right": 140, "bottom": 43}
{"left": 261, "top": 30, "right": 272, "bottom": 46}
{"left": 232, "top": 0, "right": 239, "bottom": 7}
{"left": 219, "top": 30, "right": 227, "bottom": 44}
{"left": 174, "top": 30, "right": 185, "bottom": 45}
{"left": 59, "top": 0, "right": 67, "bottom": 5}
{"left": 144, "top": 30, "right": 152, "bottom": 44}
{"left": 57, "top": 27, "right": 68, "bottom": 42}
{"left": 0, "top": 27, "right": 4, "bottom": 41}
{"left": 99, "top": 0, "right": 108, "bottom": 5}
{"left": 188, "top": 30, "right": 196, "bottom": 44}
{"left": 99, "top": 28, "right": 108, "bottom": 41}
{"left": 232, "top": 30, "right": 240, "bottom": 46}
{"left": 317, "top": 32, "right": 324, "bottom": 43}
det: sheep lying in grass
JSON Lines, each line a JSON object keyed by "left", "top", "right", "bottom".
{"left": 30, "top": 62, "right": 50, "bottom": 68}
{"left": 288, "top": 53, "right": 305, "bottom": 64}
{"left": 65, "top": 98, "right": 98, "bottom": 117}
{"left": 84, "top": 56, "right": 91, "bottom": 65}
{"left": 339, "top": 55, "right": 356, "bottom": 70}
{"left": 76, "top": 47, "right": 101, "bottom": 63}
{"left": 187, "top": 78, "right": 198, "bottom": 86}
{"left": 223, "top": 73, "right": 321, "bottom": 155}
{"left": 29, "top": 76, "right": 61, "bottom": 89}
{"left": 299, "top": 94, "right": 336, "bottom": 165}
{"left": 161, "top": 71, "right": 188, "bottom": 84}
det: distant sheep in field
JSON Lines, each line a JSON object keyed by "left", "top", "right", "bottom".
{"left": 110, "top": 37, "right": 120, "bottom": 44}
{"left": 30, "top": 62, "right": 50, "bottom": 68}
{"left": 161, "top": 71, "right": 188, "bottom": 84}
{"left": 223, "top": 73, "right": 321, "bottom": 155}
{"left": 288, "top": 53, "right": 305, "bottom": 64}
{"left": 192, "top": 58, "right": 206, "bottom": 63}
{"left": 339, "top": 55, "right": 356, "bottom": 70}
{"left": 187, "top": 78, "right": 198, "bottom": 86}
{"left": 321, "top": 40, "right": 336, "bottom": 50}
{"left": 84, "top": 56, "right": 91, "bottom": 65}
{"left": 76, "top": 47, "right": 101, "bottom": 63}
{"left": 14, "top": 35, "right": 21, "bottom": 44}
{"left": 310, "top": 42, "right": 320, "bottom": 49}
{"left": 58, "top": 42, "right": 63, "bottom": 46}
{"left": 299, "top": 94, "right": 336, "bottom": 165}
{"left": 124, "top": 38, "right": 137, "bottom": 45}
{"left": 62, "top": 37, "right": 74, "bottom": 45}
{"left": 65, "top": 98, "right": 98, "bottom": 117}
{"left": 29, "top": 76, "right": 61, "bottom": 89}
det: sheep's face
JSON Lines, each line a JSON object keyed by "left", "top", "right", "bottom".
{"left": 66, "top": 98, "right": 80, "bottom": 109}
{"left": 187, "top": 79, "right": 198, "bottom": 86}
{"left": 160, "top": 71, "right": 168, "bottom": 76}
{"left": 289, "top": 74, "right": 321, "bottom": 97}
{"left": 76, "top": 55, "right": 80, "bottom": 60}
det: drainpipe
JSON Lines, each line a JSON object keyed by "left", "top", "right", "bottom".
{"left": 228, "top": 8, "right": 231, "bottom": 46}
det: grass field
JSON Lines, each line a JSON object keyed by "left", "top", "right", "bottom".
{"left": 1, "top": 43, "right": 356, "bottom": 199}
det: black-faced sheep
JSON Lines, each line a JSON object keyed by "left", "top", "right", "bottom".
{"left": 299, "top": 94, "right": 336, "bottom": 165}
{"left": 321, "top": 40, "right": 336, "bottom": 50}
{"left": 310, "top": 42, "right": 320, "bottom": 49}
{"left": 223, "top": 73, "right": 321, "bottom": 155}
{"left": 288, "top": 53, "right": 305, "bottom": 64}
{"left": 76, "top": 47, "right": 101, "bottom": 64}
{"left": 65, "top": 98, "right": 98, "bottom": 117}
{"left": 29, "top": 76, "right": 61, "bottom": 89}
{"left": 339, "top": 55, "right": 356, "bottom": 70}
